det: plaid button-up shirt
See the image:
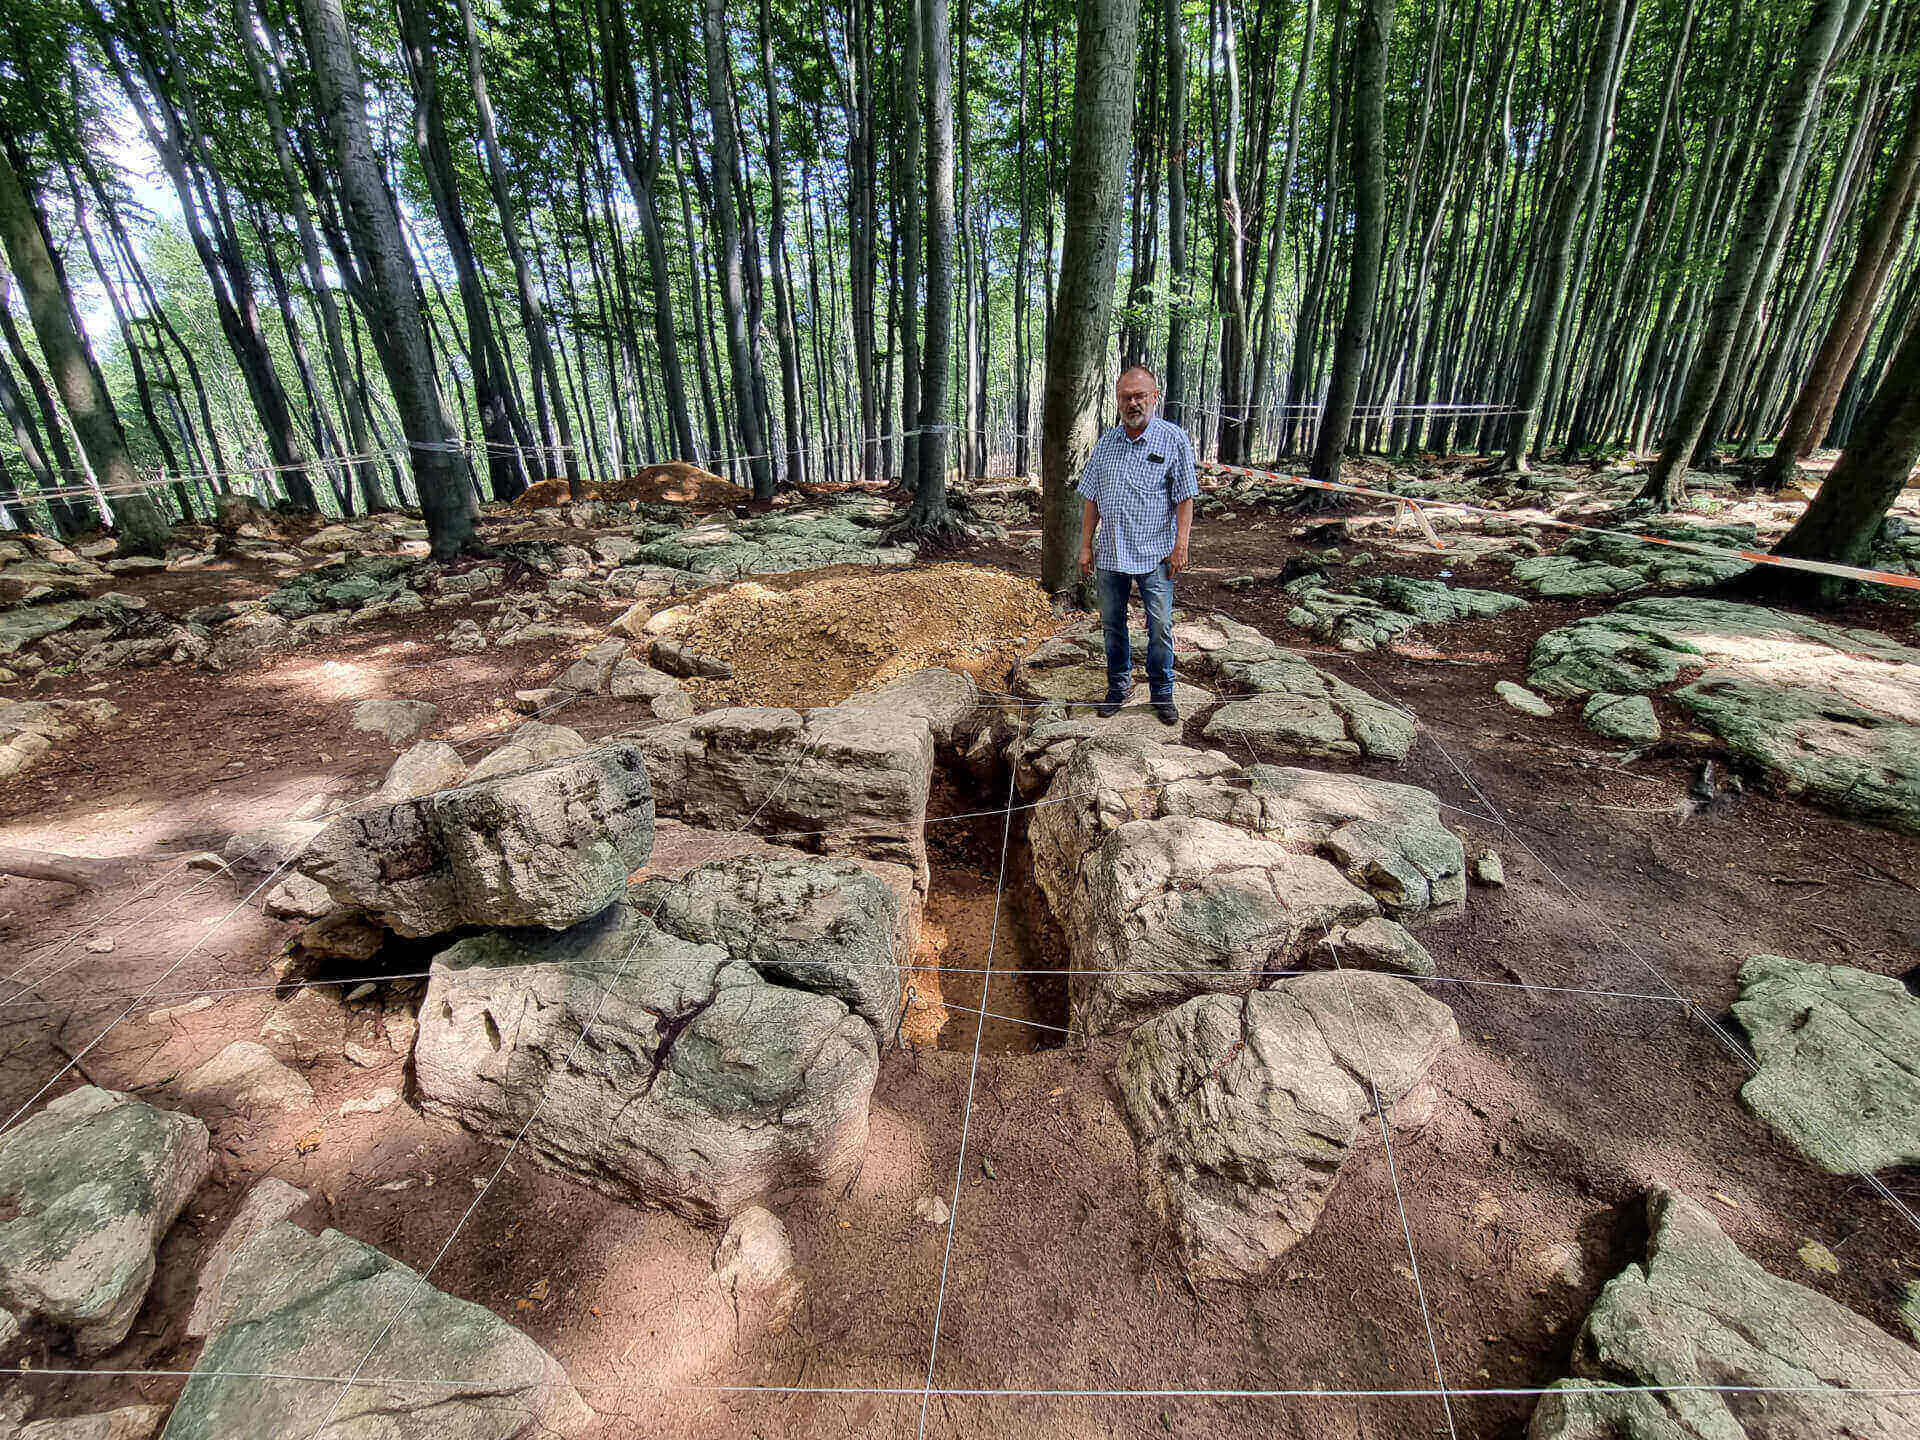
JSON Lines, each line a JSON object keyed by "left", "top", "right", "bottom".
{"left": 1076, "top": 416, "right": 1199, "bottom": 574}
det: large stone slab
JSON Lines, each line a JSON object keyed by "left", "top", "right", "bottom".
{"left": 1117, "top": 974, "right": 1457, "bottom": 1279}
{"left": 629, "top": 702, "right": 933, "bottom": 886}
{"left": 1065, "top": 815, "right": 1382, "bottom": 1034}
{"left": 1732, "top": 953, "right": 1920, "bottom": 1174}
{"left": 1032, "top": 736, "right": 1465, "bottom": 920}
{"left": 1196, "top": 647, "right": 1414, "bottom": 761}
{"left": 0, "top": 699, "right": 119, "bottom": 780}
{"left": 414, "top": 855, "right": 895, "bottom": 1221}
{"left": 0, "top": 1088, "right": 209, "bottom": 1353}
{"left": 1530, "top": 1187, "right": 1920, "bottom": 1439}
{"left": 166, "top": 1219, "right": 589, "bottom": 1439}
{"left": 1527, "top": 597, "right": 1920, "bottom": 833}
{"left": 300, "top": 742, "right": 654, "bottom": 936}
{"left": 1283, "top": 574, "right": 1527, "bottom": 651}
{"left": 1511, "top": 522, "right": 1757, "bottom": 599}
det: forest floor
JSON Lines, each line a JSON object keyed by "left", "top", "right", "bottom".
{"left": 1, "top": 455, "right": 1918, "bottom": 1439}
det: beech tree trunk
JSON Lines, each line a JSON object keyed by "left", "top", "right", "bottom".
{"left": 1499, "top": 0, "right": 1629, "bottom": 470}
{"left": 701, "top": 0, "right": 774, "bottom": 496}
{"left": 1642, "top": 0, "right": 1852, "bottom": 507}
{"left": 1773, "top": 304, "right": 1920, "bottom": 581}
{"left": 908, "top": 0, "right": 957, "bottom": 525}
{"left": 0, "top": 143, "right": 170, "bottom": 555}
{"left": 1038, "top": 0, "right": 1142, "bottom": 592}
{"left": 459, "top": 0, "right": 579, "bottom": 493}
{"left": 1308, "top": 0, "right": 1394, "bottom": 486}
{"left": 293, "top": 0, "right": 474, "bottom": 556}
{"left": 1762, "top": 69, "right": 1920, "bottom": 489}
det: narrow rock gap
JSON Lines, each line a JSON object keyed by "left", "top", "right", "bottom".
{"left": 909, "top": 764, "right": 1070, "bottom": 1054}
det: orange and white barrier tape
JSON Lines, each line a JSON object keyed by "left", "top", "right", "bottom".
{"left": 1200, "top": 459, "right": 1920, "bottom": 593}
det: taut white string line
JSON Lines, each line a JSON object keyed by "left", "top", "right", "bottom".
{"left": 1323, "top": 931, "right": 1458, "bottom": 1440}
{"left": 0, "top": 848, "right": 306, "bottom": 1137}
{"left": 1338, "top": 661, "right": 1920, "bottom": 1240}
{"left": 917, "top": 759, "right": 1019, "bottom": 1440}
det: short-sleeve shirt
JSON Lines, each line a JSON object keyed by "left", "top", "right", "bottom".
{"left": 1075, "top": 416, "right": 1199, "bottom": 574}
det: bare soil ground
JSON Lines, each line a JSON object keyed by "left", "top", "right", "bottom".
{"left": 2, "top": 466, "right": 1918, "bottom": 1439}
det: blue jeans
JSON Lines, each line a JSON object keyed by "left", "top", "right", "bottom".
{"left": 1096, "top": 562, "right": 1175, "bottom": 700}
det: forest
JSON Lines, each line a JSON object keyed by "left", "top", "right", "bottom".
{"left": 1, "top": 0, "right": 1917, "bottom": 578}
{"left": 2, "top": 0, "right": 1920, "bottom": 1437}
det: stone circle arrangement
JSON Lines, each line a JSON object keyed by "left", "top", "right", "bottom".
{"left": 2, "top": 571, "right": 1918, "bottom": 1440}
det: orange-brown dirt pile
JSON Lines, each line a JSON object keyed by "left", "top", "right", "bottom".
{"left": 674, "top": 563, "right": 1064, "bottom": 710}
{"left": 507, "top": 464, "right": 744, "bottom": 511}
{"left": 508, "top": 477, "right": 580, "bottom": 507}
{"left": 601, "top": 462, "right": 745, "bottom": 508}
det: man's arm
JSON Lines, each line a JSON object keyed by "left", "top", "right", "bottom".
{"left": 1079, "top": 496, "right": 1099, "bottom": 574}
{"left": 1167, "top": 435, "right": 1199, "bottom": 572}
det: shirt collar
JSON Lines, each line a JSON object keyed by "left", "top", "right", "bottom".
{"left": 1119, "top": 419, "right": 1155, "bottom": 445}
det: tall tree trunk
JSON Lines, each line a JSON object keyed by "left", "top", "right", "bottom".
{"left": 1497, "top": 0, "right": 1629, "bottom": 469}
{"left": 1162, "top": 0, "right": 1189, "bottom": 424}
{"left": 293, "top": 0, "right": 474, "bottom": 555}
{"left": 394, "top": 0, "right": 525, "bottom": 502}
{"left": 899, "top": 0, "right": 924, "bottom": 489}
{"left": 459, "top": 0, "right": 579, "bottom": 493}
{"left": 1763, "top": 68, "right": 1920, "bottom": 488}
{"left": 701, "top": 0, "right": 774, "bottom": 496}
{"left": 1209, "top": 0, "right": 1251, "bottom": 464}
{"left": 760, "top": 0, "right": 808, "bottom": 485}
{"left": 0, "top": 143, "right": 170, "bottom": 554}
{"left": 93, "top": 7, "right": 320, "bottom": 511}
{"left": 908, "top": 0, "right": 958, "bottom": 525}
{"left": 1641, "top": 0, "right": 1854, "bottom": 506}
{"left": 1013, "top": 0, "right": 1033, "bottom": 476}
{"left": 1038, "top": 0, "right": 1143, "bottom": 592}
{"left": 236, "top": 0, "right": 386, "bottom": 512}
{"left": 1772, "top": 302, "right": 1920, "bottom": 583}
{"left": 1307, "top": 0, "right": 1395, "bottom": 485}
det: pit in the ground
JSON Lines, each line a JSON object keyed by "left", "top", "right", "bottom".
{"left": 905, "top": 771, "right": 1069, "bottom": 1053}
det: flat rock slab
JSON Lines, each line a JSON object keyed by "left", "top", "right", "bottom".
{"left": 1032, "top": 737, "right": 1466, "bottom": 921}
{"left": 347, "top": 698, "right": 437, "bottom": 748}
{"left": 1511, "top": 522, "right": 1757, "bottom": 599}
{"left": 1195, "top": 647, "right": 1414, "bottom": 762}
{"left": 18, "top": 1405, "right": 168, "bottom": 1440}
{"left": 1117, "top": 973, "right": 1457, "bottom": 1279}
{"left": 630, "top": 702, "right": 933, "bottom": 886}
{"left": 167, "top": 1220, "right": 589, "bottom": 1439}
{"left": 1284, "top": 574, "right": 1526, "bottom": 651}
{"left": 414, "top": 854, "right": 896, "bottom": 1221}
{"left": 1011, "top": 659, "right": 1214, "bottom": 714}
{"left": 178, "top": 1042, "right": 313, "bottom": 1115}
{"left": 1028, "top": 740, "right": 1467, "bottom": 1034}
{"left": 1528, "top": 597, "right": 1920, "bottom": 833}
{"left": 1530, "top": 1187, "right": 1920, "bottom": 1438}
{"left": 1067, "top": 815, "right": 1381, "bottom": 1034}
{"left": 300, "top": 742, "right": 654, "bottom": 936}
{"left": 0, "top": 1087, "right": 209, "bottom": 1353}
{"left": 629, "top": 504, "right": 915, "bottom": 577}
{"left": 0, "top": 699, "right": 119, "bottom": 779}
{"left": 1732, "top": 953, "right": 1920, "bottom": 1174}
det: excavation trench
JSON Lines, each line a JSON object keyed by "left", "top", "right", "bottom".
{"left": 906, "top": 767, "right": 1070, "bottom": 1053}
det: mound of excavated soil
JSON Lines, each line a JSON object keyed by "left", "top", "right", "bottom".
{"left": 601, "top": 462, "right": 745, "bottom": 509}
{"left": 508, "top": 464, "right": 746, "bottom": 512}
{"left": 508, "top": 477, "right": 578, "bottom": 508}
{"left": 673, "top": 563, "right": 1064, "bottom": 710}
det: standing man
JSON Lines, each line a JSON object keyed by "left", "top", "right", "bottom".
{"left": 1076, "top": 365, "right": 1198, "bottom": 725}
